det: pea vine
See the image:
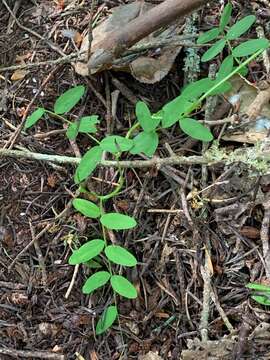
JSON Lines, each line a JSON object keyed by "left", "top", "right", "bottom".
{"left": 24, "top": 3, "right": 270, "bottom": 334}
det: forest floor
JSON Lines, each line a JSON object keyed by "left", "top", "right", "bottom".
{"left": 1, "top": 0, "right": 270, "bottom": 359}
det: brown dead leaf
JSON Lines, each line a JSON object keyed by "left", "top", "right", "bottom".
{"left": 130, "top": 47, "right": 181, "bottom": 84}
{"left": 223, "top": 75, "right": 270, "bottom": 143}
{"left": 74, "top": 2, "right": 183, "bottom": 83}
{"left": 74, "top": 31, "right": 83, "bottom": 46}
{"left": 47, "top": 174, "right": 58, "bottom": 188}
{"left": 16, "top": 53, "right": 32, "bottom": 62}
{"left": 11, "top": 69, "right": 28, "bottom": 81}
{"left": 55, "top": 0, "right": 65, "bottom": 10}
{"left": 115, "top": 199, "right": 130, "bottom": 211}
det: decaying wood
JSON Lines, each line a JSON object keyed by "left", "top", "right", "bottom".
{"left": 88, "top": 0, "right": 210, "bottom": 70}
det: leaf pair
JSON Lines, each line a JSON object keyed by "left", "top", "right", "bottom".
{"left": 73, "top": 198, "right": 137, "bottom": 229}
{"left": 24, "top": 85, "right": 85, "bottom": 130}
{"left": 69, "top": 240, "right": 137, "bottom": 269}
{"left": 83, "top": 272, "right": 137, "bottom": 299}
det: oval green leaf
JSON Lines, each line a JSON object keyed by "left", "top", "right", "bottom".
{"left": 69, "top": 239, "right": 105, "bottom": 265}
{"left": 232, "top": 38, "right": 269, "bottom": 57}
{"left": 74, "top": 145, "right": 103, "bottom": 184}
{"left": 54, "top": 85, "right": 85, "bottom": 114}
{"left": 201, "top": 39, "right": 226, "bottom": 62}
{"left": 197, "top": 28, "right": 220, "bottom": 45}
{"left": 162, "top": 96, "right": 192, "bottom": 128}
{"left": 96, "top": 305, "right": 118, "bottom": 335}
{"left": 100, "top": 135, "right": 134, "bottom": 154}
{"left": 111, "top": 275, "right": 137, "bottom": 299}
{"left": 219, "top": 3, "right": 232, "bottom": 31}
{"left": 179, "top": 118, "right": 213, "bottom": 142}
{"left": 246, "top": 283, "right": 270, "bottom": 292}
{"left": 72, "top": 198, "right": 101, "bottom": 218}
{"left": 181, "top": 78, "right": 212, "bottom": 101}
{"left": 208, "top": 80, "right": 232, "bottom": 96}
{"left": 82, "top": 271, "right": 111, "bottom": 294}
{"left": 251, "top": 295, "right": 270, "bottom": 306}
{"left": 24, "top": 108, "right": 45, "bottom": 130}
{"left": 129, "top": 131, "right": 158, "bottom": 157}
{"left": 226, "top": 15, "right": 256, "bottom": 40}
{"left": 105, "top": 245, "right": 137, "bottom": 267}
{"left": 136, "top": 101, "right": 160, "bottom": 132}
{"left": 100, "top": 213, "right": 137, "bottom": 230}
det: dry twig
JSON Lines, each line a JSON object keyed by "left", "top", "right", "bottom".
{"left": 0, "top": 348, "right": 65, "bottom": 360}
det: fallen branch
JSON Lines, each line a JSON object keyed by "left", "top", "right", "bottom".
{"left": 88, "top": 0, "right": 210, "bottom": 70}
{"left": 1, "top": 146, "right": 270, "bottom": 171}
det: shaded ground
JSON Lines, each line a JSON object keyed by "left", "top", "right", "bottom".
{"left": 1, "top": 1, "right": 270, "bottom": 359}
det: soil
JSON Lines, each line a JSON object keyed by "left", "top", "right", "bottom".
{"left": 1, "top": 1, "right": 270, "bottom": 359}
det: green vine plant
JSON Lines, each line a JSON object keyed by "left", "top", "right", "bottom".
{"left": 24, "top": 3, "right": 270, "bottom": 334}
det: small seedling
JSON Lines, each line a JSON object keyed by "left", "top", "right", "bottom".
{"left": 24, "top": 2, "right": 270, "bottom": 334}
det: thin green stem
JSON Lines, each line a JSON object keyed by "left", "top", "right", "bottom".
{"left": 226, "top": 39, "right": 241, "bottom": 65}
{"left": 97, "top": 119, "right": 141, "bottom": 202}
{"left": 126, "top": 122, "right": 140, "bottom": 139}
{"left": 99, "top": 154, "right": 125, "bottom": 201}
{"left": 45, "top": 109, "right": 71, "bottom": 124}
{"left": 99, "top": 200, "right": 119, "bottom": 324}
{"left": 87, "top": 133, "right": 100, "bottom": 145}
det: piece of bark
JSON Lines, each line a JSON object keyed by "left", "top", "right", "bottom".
{"left": 88, "top": 0, "right": 209, "bottom": 70}
{"left": 246, "top": 86, "right": 270, "bottom": 120}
